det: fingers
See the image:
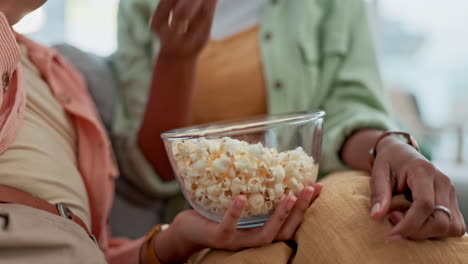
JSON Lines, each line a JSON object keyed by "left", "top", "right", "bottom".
{"left": 385, "top": 165, "right": 466, "bottom": 241}
{"left": 275, "top": 185, "right": 322, "bottom": 241}
{"left": 217, "top": 183, "right": 322, "bottom": 250}
{"left": 195, "top": 0, "right": 217, "bottom": 31}
{"left": 448, "top": 185, "right": 467, "bottom": 237}
{"left": 217, "top": 196, "right": 246, "bottom": 235}
{"left": 171, "top": 0, "right": 203, "bottom": 25}
{"left": 151, "top": 0, "right": 177, "bottom": 32}
{"left": 388, "top": 166, "right": 435, "bottom": 238}
{"left": 406, "top": 175, "right": 451, "bottom": 240}
{"left": 152, "top": 0, "right": 208, "bottom": 35}
{"left": 184, "top": 0, "right": 216, "bottom": 47}
{"left": 214, "top": 194, "right": 296, "bottom": 251}
{"left": 308, "top": 183, "right": 323, "bottom": 200}
{"left": 201, "top": 0, "right": 218, "bottom": 21}
{"left": 370, "top": 162, "right": 394, "bottom": 220}
{"left": 252, "top": 194, "right": 297, "bottom": 246}
{"left": 388, "top": 210, "right": 405, "bottom": 226}
{"left": 152, "top": 0, "right": 217, "bottom": 58}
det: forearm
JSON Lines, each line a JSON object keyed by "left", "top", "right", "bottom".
{"left": 341, "top": 129, "right": 386, "bottom": 172}
{"left": 138, "top": 55, "right": 197, "bottom": 182}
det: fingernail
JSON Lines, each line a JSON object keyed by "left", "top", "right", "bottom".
{"left": 235, "top": 197, "right": 245, "bottom": 209}
{"left": 306, "top": 186, "right": 315, "bottom": 200}
{"left": 287, "top": 196, "right": 297, "bottom": 211}
{"left": 386, "top": 234, "right": 402, "bottom": 243}
{"left": 371, "top": 203, "right": 380, "bottom": 217}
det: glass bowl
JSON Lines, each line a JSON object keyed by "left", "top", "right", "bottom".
{"left": 161, "top": 111, "right": 325, "bottom": 228}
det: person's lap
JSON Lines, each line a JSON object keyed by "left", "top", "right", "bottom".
{"left": 196, "top": 171, "right": 468, "bottom": 264}
{"left": 0, "top": 204, "right": 106, "bottom": 264}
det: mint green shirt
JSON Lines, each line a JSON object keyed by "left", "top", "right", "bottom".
{"left": 112, "top": 0, "right": 396, "bottom": 198}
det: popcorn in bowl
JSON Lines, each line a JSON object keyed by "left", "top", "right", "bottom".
{"left": 172, "top": 137, "right": 318, "bottom": 218}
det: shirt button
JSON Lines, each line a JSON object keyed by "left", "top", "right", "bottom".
{"left": 274, "top": 81, "right": 283, "bottom": 91}
{"left": 58, "top": 93, "right": 72, "bottom": 104}
{"left": 2, "top": 73, "right": 10, "bottom": 94}
{"left": 264, "top": 32, "right": 273, "bottom": 41}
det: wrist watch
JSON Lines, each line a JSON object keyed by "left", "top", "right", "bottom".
{"left": 369, "top": 131, "right": 420, "bottom": 168}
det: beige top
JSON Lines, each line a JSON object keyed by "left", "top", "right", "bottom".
{"left": 0, "top": 44, "right": 91, "bottom": 230}
{"left": 192, "top": 26, "right": 267, "bottom": 125}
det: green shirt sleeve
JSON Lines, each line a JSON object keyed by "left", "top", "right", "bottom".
{"left": 319, "top": 0, "right": 397, "bottom": 173}
{"left": 112, "top": 0, "right": 179, "bottom": 198}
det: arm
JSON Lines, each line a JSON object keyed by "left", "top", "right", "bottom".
{"left": 113, "top": 0, "right": 217, "bottom": 196}
{"left": 137, "top": 56, "right": 197, "bottom": 182}
{"left": 342, "top": 129, "right": 384, "bottom": 172}
{"left": 112, "top": 0, "right": 179, "bottom": 197}
{"left": 319, "top": 0, "right": 396, "bottom": 174}
{"left": 137, "top": 0, "right": 217, "bottom": 181}
{"left": 325, "top": 0, "right": 465, "bottom": 241}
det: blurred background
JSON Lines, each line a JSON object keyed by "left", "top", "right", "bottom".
{"left": 16, "top": 0, "right": 467, "bottom": 179}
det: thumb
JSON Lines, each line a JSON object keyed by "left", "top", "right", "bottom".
{"left": 370, "top": 162, "right": 394, "bottom": 221}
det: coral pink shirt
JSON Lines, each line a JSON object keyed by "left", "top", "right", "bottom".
{"left": 0, "top": 13, "right": 143, "bottom": 264}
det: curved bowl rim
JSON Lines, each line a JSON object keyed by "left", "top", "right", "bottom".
{"left": 161, "top": 111, "right": 325, "bottom": 140}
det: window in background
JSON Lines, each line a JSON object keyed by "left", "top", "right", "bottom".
{"left": 378, "top": 0, "right": 468, "bottom": 165}
{"left": 16, "top": 0, "right": 118, "bottom": 56}
{"left": 379, "top": 0, "right": 468, "bottom": 127}
{"left": 13, "top": 7, "right": 48, "bottom": 36}
{"left": 66, "top": 0, "right": 119, "bottom": 56}
{"left": 14, "top": 1, "right": 65, "bottom": 44}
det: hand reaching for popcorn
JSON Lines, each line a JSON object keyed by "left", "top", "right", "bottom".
{"left": 152, "top": 183, "right": 323, "bottom": 263}
{"left": 150, "top": 0, "right": 217, "bottom": 59}
{"left": 139, "top": 0, "right": 218, "bottom": 183}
